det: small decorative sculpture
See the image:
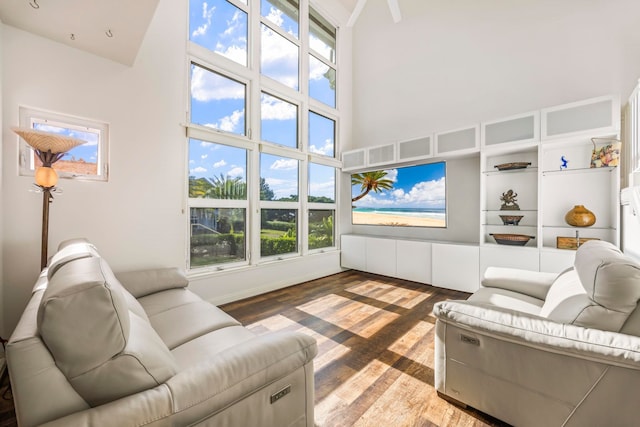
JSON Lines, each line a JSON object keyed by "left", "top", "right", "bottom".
{"left": 500, "top": 189, "right": 520, "bottom": 210}
{"left": 561, "top": 155, "right": 568, "bottom": 169}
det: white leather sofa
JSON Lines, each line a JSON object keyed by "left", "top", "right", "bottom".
{"left": 7, "top": 239, "right": 317, "bottom": 427}
{"left": 434, "top": 240, "right": 640, "bottom": 427}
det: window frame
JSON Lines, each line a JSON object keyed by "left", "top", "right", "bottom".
{"left": 18, "top": 106, "right": 109, "bottom": 182}
{"left": 185, "top": 0, "right": 341, "bottom": 272}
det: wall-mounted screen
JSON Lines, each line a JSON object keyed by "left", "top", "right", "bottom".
{"left": 351, "top": 162, "right": 446, "bottom": 228}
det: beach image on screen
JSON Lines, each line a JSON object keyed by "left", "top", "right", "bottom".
{"left": 351, "top": 162, "right": 446, "bottom": 228}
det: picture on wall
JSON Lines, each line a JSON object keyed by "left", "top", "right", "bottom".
{"left": 351, "top": 162, "right": 446, "bottom": 228}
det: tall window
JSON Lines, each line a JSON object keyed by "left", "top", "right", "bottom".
{"left": 187, "top": 0, "right": 339, "bottom": 270}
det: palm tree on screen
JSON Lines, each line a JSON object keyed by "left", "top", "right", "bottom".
{"left": 351, "top": 170, "right": 394, "bottom": 202}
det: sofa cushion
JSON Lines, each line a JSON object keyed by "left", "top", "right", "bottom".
{"left": 46, "top": 238, "right": 100, "bottom": 279}
{"left": 541, "top": 241, "right": 640, "bottom": 332}
{"left": 138, "top": 289, "right": 242, "bottom": 349}
{"left": 38, "top": 257, "right": 177, "bottom": 406}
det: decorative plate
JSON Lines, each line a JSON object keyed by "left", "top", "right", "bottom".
{"left": 494, "top": 162, "right": 532, "bottom": 171}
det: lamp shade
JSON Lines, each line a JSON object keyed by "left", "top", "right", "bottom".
{"left": 12, "top": 127, "right": 86, "bottom": 154}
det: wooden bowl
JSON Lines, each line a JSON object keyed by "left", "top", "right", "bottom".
{"left": 490, "top": 233, "right": 535, "bottom": 246}
{"left": 499, "top": 215, "right": 524, "bottom": 225}
{"left": 494, "top": 162, "right": 532, "bottom": 171}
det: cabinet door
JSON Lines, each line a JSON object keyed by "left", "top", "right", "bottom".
{"left": 367, "top": 144, "right": 396, "bottom": 167}
{"left": 539, "top": 249, "right": 575, "bottom": 273}
{"left": 480, "top": 246, "right": 539, "bottom": 282}
{"left": 366, "top": 237, "right": 397, "bottom": 277}
{"left": 341, "top": 235, "right": 367, "bottom": 271}
{"left": 541, "top": 95, "right": 619, "bottom": 140}
{"left": 481, "top": 111, "right": 539, "bottom": 149}
{"left": 435, "top": 125, "right": 479, "bottom": 156}
{"left": 397, "top": 135, "right": 433, "bottom": 162}
{"left": 396, "top": 240, "right": 432, "bottom": 284}
{"left": 342, "top": 149, "right": 366, "bottom": 171}
{"left": 431, "top": 243, "right": 479, "bottom": 292}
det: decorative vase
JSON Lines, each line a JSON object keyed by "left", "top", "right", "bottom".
{"left": 564, "top": 205, "right": 596, "bottom": 227}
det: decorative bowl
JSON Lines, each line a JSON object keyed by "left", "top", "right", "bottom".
{"left": 494, "top": 162, "right": 532, "bottom": 171}
{"left": 499, "top": 214, "right": 524, "bottom": 225}
{"left": 490, "top": 233, "right": 535, "bottom": 246}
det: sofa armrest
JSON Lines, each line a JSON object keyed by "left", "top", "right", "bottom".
{"left": 115, "top": 267, "right": 188, "bottom": 298}
{"left": 481, "top": 266, "right": 559, "bottom": 300}
{"left": 434, "top": 300, "right": 640, "bottom": 369}
{"left": 166, "top": 331, "right": 317, "bottom": 423}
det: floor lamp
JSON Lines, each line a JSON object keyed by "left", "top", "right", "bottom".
{"left": 12, "top": 127, "right": 86, "bottom": 270}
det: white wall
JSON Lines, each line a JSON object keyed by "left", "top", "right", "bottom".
{"left": 1, "top": 0, "right": 351, "bottom": 335}
{"left": 349, "top": 0, "right": 640, "bottom": 146}
{"left": 0, "top": 22, "right": 4, "bottom": 338}
{"left": 342, "top": 0, "right": 640, "bottom": 244}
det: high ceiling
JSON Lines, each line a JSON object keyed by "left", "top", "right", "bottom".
{"left": 0, "top": 0, "right": 370, "bottom": 66}
{"left": 0, "top": 0, "right": 160, "bottom": 66}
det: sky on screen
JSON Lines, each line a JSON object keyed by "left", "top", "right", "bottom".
{"left": 352, "top": 163, "right": 447, "bottom": 210}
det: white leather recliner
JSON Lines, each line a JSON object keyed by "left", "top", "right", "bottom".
{"left": 434, "top": 240, "right": 640, "bottom": 427}
{"left": 7, "top": 239, "right": 317, "bottom": 426}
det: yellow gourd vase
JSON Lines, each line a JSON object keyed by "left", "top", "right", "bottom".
{"left": 564, "top": 205, "right": 596, "bottom": 227}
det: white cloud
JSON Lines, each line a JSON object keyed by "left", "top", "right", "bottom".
{"left": 383, "top": 169, "right": 398, "bottom": 183}
{"left": 228, "top": 166, "right": 244, "bottom": 177}
{"left": 191, "top": 166, "right": 207, "bottom": 174}
{"left": 191, "top": 66, "right": 244, "bottom": 102}
{"left": 270, "top": 158, "right": 298, "bottom": 170}
{"left": 192, "top": 3, "right": 215, "bottom": 38}
{"left": 309, "top": 139, "right": 334, "bottom": 156}
{"left": 213, "top": 159, "right": 226, "bottom": 168}
{"left": 201, "top": 154, "right": 208, "bottom": 160}
{"left": 203, "top": 110, "right": 244, "bottom": 133}
{"left": 260, "top": 25, "right": 298, "bottom": 88}
{"left": 261, "top": 95, "right": 297, "bottom": 120}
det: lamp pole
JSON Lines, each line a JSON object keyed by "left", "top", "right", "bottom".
{"left": 41, "top": 188, "right": 53, "bottom": 270}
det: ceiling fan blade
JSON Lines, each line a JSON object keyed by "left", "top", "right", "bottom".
{"left": 347, "top": 0, "right": 368, "bottom": 27}
{"left": 387, "top": 0, "right": 402, "bottom": 23}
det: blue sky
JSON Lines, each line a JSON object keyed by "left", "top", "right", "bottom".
{"left": 188, "top": 0, "right": 337, "bottom": 200}
{"left": 352, "top": 162, "right": 446, "bottom": 209}
{"left": 33, "top": 122, "right": 99, "bottom": 165}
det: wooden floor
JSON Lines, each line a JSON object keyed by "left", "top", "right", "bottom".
{"left": 222, "top": 270, "right": 509, "bottom": 427}
{"left": 0, "top": 270, "right": 509, "bottom": 427}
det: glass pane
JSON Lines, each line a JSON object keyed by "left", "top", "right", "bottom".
{"left": 31, "top": 121, "right": 100, "bottom": 176}
{"left": 261, "top": 209, "right": 297, "bottom": 257}
{"left": 261, "top": 0, "right": 299, "bottom": 39}
{"left": 308, "top": 163, "right": 335, "bottom": 203}
{"left": 309, "top": 55, "right": 335, "bottom": 108}
{"left": 189, "top": 0, "right": 248, "bottom": 66}
{"left": 308, "top": 111, "right": 335, "bottom": 156}
{"left": 190, "top": 207, "right": 246, "bottom": 267}
{"left": 190, "top": 64, "right": 246, "bottom": 136}
{"left": 261, "top": 23, "right": 299, "bottom": 90}
{"left": 309, "top": 6, "right": 336, "bottom": 63}
{"left": 260, "top": 153, "right": 299, "bottom": 201}
{"left": 309, "top": 210, "right": 334, "bottom": 250}
{"left": 261, "top": 93, "right": 298, "bottom": 148}
{"left": 188, "top": 139, "right": 247, "bottom": 199}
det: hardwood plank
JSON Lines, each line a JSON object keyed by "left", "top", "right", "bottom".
{"left": 222, "top": 270, "right": 510, "bottom": 427}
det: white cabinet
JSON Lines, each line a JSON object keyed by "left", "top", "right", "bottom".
{"left": 541, "top": 95, "right": 619, "bottom": 141}
{"left": 341, "top": 234, "right": 367, "bottom": 270}
{"left": 539, "top": 249, "right": 575, "bottom": 273}
{"left": 339, "top": 235, "right": 438, "bottom": 287}
{"left": 435, "top": 125, "right": 480, "bottom": 157}
{"left": 481, "top": 111, "right": 540, "bottom": 149}
{"left": 431, "top": 243, "right": 480, "bottom": 292}
{"left": 396, "top": 239, "right": 432, "bottom": 284}
{"left": 480, "top": 245, "right": 539, "bottom": 278}
{"left": 397, "top": 135, "right": 433, "bottom": 162}
{"left": 342, "top": 148, "right": 366, "bottom": 171}
{"left": 366, "top": 236, "right": 397, "bottom": 277}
